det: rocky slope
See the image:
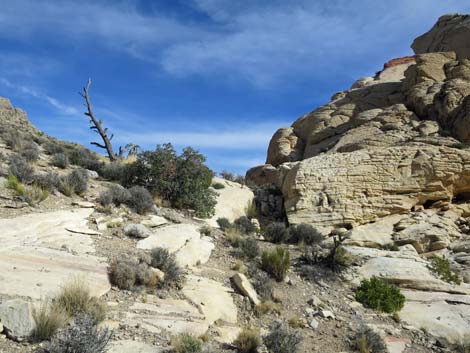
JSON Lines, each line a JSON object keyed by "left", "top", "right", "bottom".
{"left": 248, "top": 13, "right": 470, "bottom": 349}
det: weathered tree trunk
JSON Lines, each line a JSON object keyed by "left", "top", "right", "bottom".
{"left": 80, "top": 79, "right": 118, "bottom": 161}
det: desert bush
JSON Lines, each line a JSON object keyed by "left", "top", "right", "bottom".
{"left": 255, "top": 300, "right": 282, "bottom": 316}
{"left": 288, "top": 316, "right": 304, "bottom": 329}
{"left": 99, "top": 162, "right": 127, "bottom": 181}
{"left": 127, "top": 186, "right": 154, "bottom": 214}
{"left": 356, "top": 325, "right": 387, "bottom": 353}
{"left": 234, "top": 216, "right": 257, "bottom": 234}
{"left": 226, "top": 227, "right": 243, "bottom": 248}
{"left": 20, "top": 142, "right": 40, "bottom": 162}
{"left": 3, "top": 129, "right": 22, "bottom": 150}
{"left": 30, "top": 299, "right": 66, "bottom": 342}
{"left": 199, "top": 225, "right": 212, "bottom": 236}
{"left": 99, "top": 185, "right": 131, "bottom": 207}
{"left": 52, "top": 153, "right": 69, "bottom": 169}
{"left": 45, "top": 314, "right": 111, "bottom": 353}
{"left": 109, "top": 258, "right": 137, "bottom": 290}
{"left": 428, "top": 256, "right": 461, "bottom": 285}
{"left": 150, "top": 247, "right": 184, "bottom": 288}
{"left": 261, "top": 247, "right": 290, "bottom": 281}
{"left": 240, "top": 237, "right": 259, "bottom": 259}
{"left": 251, "top": 271, "right": 273, "bottom": 301}
{"left": 232, "top": 260, "right": 248, "bottom": 274}
{"left": 6, "top": 175, "right": 49, "bottom": 206}
{"left": 54, "top": 279, "right": 107, "bottom": 323}
{"left": 68, "top": 147, "right": 102, "bottom": 171}
{"left": 264, "top": 223, "right": 288, "bottom": 244}
{"left": 43, "top": 140, "right": 65, "bottom": 155}
{"left": 22, "top": 184, "right": 49, "bottom": 206}
{"left": 122, "top": 144, "right": 216, "bottom": 217}
{"left": 172, "top": 333, "right": 203, "bottom": 353}
{"left": 287, "top": 224, "right": 322, "bottom": 245}
{"left": 233, "top": 328, "right": 261, "bottom": 353}
{"left": 264, "top": 322, "right": 303, "bottom": 353}
{"left": 59, "top": 169, "right": 88, "bottom": 196}
{"left": 216, "top": 217, "right": 232, "bottom": 230}
{"left": 355, "top": 277, "right": 405, "bottom": 313}
{"left": 220, "top": 170, "right": 245, "bottom": 185}
{"left": 9, "top": 154, "right": 34, "bottom": 183}
{"left": 212, "top": 182, "right": 225, "bottom": 190}
{"left": 33, "top": 172, "right": 60, "bottom": 191}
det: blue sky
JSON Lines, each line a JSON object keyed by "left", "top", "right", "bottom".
{"left": 1, "top": 1, "right": 469, "bottom": 174}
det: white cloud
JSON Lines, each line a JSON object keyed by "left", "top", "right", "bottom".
{"left": 0, "top": 78, "right": 80, "bottom": 116}
{"left": 113, "top": 121, "right": 286, "bottom": 150}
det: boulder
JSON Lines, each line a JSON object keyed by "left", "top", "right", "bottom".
{"left": 0, "top": 299, "right": 35, "bottom": 341}
{"left": 412, "top": 14, "right": 470, "bottom": 59}
{"left": 266, "top": 127, "right": 304, "bottom": 167}
{"left": 207, "top": 177, "right": 254, "bottom": 228}
{"left": 231, "top": 273, "right": 261, "bottom": 305}
{"left": 137, "top": 223, "right": 214, "bottom": 267}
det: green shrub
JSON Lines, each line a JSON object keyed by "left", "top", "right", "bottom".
{"left": 30, "top": 299, "right": 66, "bottom": 343}
{"left": 150, "top": 247, "right": 184, "bottom": 288}
{"left": 99, "top": 162, "right": 127, "bottom": 181}
{"left": 264, "top": 223, "right": 288, "bottom": 244}
{"left": 54, "top": 278, "right": 107, "bottom": 324}
{"left": 383, "top": 243, "right": 399, "bottom": 251}
{"left": 52, "top": 153, "right": 69, "bottom": 169}
{"left": 251, "top": 271, "right": 273, "bottom": 301}
{"left": 288, "top": 224, "right": 322, "bottom": 245}
{"left": 127, "top": 186, "right": 154, "bottom": 214}
{"left": 264, "top": 322, "right": 303, "bottom": 353}
{"left": 43, "top": 140, "right": 65, "bottom": 155}
{"left": 428, "top": 256, "right": 461, "bottom": 284}
{"left": 212, "top": 182, "right": 225, "bottom": 189}
{"left": 240, "top": 237, "right": 259, "bottom": 259}
{"left": 46, "top": 314, "right": 111, "bottom": 353}
{"left": 9, "top": 154, "right": 34, "bottom": 183}
{"left": 245, "top": 200, "right": 257, "bottom": 219}
{"left": 261, "top": 247, "right": 290, "bottom": 281}
{"left": 6, "top": 175, "right": 49, "bottom": 206}
{"left": 122, "top": 143, "right": 216, "bottom": 217}
{"left": 216, "top": 217, "right": 232, "bottom": 230}
{"left": 355, "top": 277, "right": 405, "bottom": 313}
{"left": 20, "top": 142, "right": 40, "bottom": 162}
{"left": 233, "top": 328, "right": 261, "bottom": 353}
{"left": 172, "top": 333, "right": 202, "bottom": 353}
{"left": 99, "top": 185, "right": 131, "bottom": 206}
{"left": 234, "top": 216, "right": 257, "bottom": 234}
{"left": 59, "top": 169, "right": 88, "bottom": 196}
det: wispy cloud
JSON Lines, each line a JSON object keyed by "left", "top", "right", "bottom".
{"left": 114, "top": 121, "right": 287, "bottom": 150}
{"left": 0, "top": 78, "right": 80, "bottom": 116}
{"left": 1, "top": 1, "right": 469, "bottom": 87}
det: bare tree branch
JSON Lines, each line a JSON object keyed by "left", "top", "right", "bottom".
{"left": 80, "top": 79, "right": 118, "bottom": 161}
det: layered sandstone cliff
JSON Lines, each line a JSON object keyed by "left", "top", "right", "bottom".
{"left": 247, "top": 14, "right": 470, "bottom": 230}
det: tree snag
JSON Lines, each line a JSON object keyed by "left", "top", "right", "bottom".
{"left": 80, "top": 79, "right": 118, "bottom": 161}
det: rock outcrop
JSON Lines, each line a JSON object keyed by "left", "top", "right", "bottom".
{"left": 248, "top": 14, "right": 470, "bottom": 230}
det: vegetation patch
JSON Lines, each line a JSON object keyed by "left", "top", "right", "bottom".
{"left": 355, "top": 277, "right": 405, "bottom": 313}
{"left": 261, "top": 246, "right": 290, "bottom": 281}
{"left": 171, "top": 333, "right": 203, "bottom": 353}
{"left": 264, "top": 322, "right": 303, "bottom": 353}
{"left": 428, "top": 256, "right": 461, "bottom": 285}
{"left": 233, "top": 328, "right": 261, "bottom": 353}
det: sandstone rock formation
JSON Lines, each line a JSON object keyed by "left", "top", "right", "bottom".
{"left": 248, "top": 14, "right": 470, "bottom": 231}
{"left": 412, "top": 14, "right": 470, "bottom": 59}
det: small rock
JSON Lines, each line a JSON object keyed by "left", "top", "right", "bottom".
{"left": 309, "top": 319, "right": 319, "bottom": 330}
{"left": 124, "top": 224, "right": 151, "bottom": 239}
{"left": 86, "top": 170, "right": 99, "bottom": 179}
{"left": 72, "top": 200, "right": 95, "bottom": 208}
{"left": 307, "top": 295, "right": 322, "bottom": 307}
{"left": 319, "top": 310, "right": 335, "bottom": 319}
{"left": 141, "top": 215, "right": 168, "bottom": 228}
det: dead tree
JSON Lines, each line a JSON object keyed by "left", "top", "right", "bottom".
{"left": 79, "top": 79, "right": 119, "bottom": 161}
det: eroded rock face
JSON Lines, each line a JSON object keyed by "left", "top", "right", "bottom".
{"left": 248, "top": 15, "right": 470, "bottom": 229}
{"left": 282, "top": 145, "right": 470, "bottom": 228}
{"left": 412, "top": 14, "right": 470, "bottom": 59}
